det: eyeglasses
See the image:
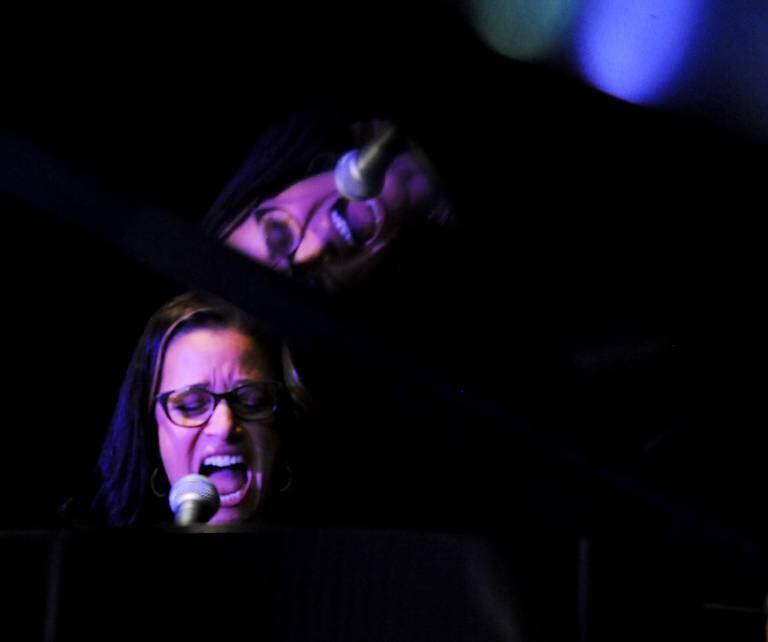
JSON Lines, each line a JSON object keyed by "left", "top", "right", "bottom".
{"left": 155, "top": 381, "right": 283, "bottom": 428}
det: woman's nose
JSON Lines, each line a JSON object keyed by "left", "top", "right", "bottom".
{"left": 292, "top": 224, "right": 326, "bottom": 264}
{"left": 203, "top": 400, "right": 240, "bottom": 439}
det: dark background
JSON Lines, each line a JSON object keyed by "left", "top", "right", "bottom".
{"left": 2, "top": 3, "right": 766, "bottom": 638}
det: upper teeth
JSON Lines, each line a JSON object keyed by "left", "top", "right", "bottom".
{"left": 331, "top": 208, "right": 355, "bottom": 246}
{"left": 203, "top": 454, "right": 244, "bottom": 468}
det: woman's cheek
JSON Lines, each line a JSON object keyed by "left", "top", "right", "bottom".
{"left": 406, "top": 172, "right": 436, "bottom": 209}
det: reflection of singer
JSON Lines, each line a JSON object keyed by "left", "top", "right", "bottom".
{"left": 86, "top": 291, "right": 297, "bottom": 527}
{"left": 202, "top": 109, "right": 451, "bottom": 291}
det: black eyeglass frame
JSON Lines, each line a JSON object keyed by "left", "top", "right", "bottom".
{"left": 154, "top": 380, "right": 284, "bottom": 428}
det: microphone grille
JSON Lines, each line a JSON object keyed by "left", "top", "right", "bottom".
{"left": 169, "top": 474, "right": 220, "bottom": 515}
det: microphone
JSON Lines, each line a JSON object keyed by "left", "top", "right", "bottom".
{"left": 334, "top": 124, "right": 405, "bottom": 200}
{"left": 169, "top": 474, "right": 220, "bottom": 526}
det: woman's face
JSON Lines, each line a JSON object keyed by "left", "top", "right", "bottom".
{"left": 224, "top": 152, "right": 438, "bottom": 288}
{"left": 155, "top": 326, "right": 280, "bottom": 525}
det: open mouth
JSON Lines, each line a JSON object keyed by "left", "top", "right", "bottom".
{"left": 329, "top": 199, "right": 383, "bottom": 249}
{"left": 199, "top": 454, "right": 253, "bottom": 507}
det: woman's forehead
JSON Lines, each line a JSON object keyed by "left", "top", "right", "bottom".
{"left": 160, "top": 327, "right": 272, "bottom": 386}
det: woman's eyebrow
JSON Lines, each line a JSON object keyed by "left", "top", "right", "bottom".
{"left": 251, "top": 205, "right": 280, "bottom": 221}
{"left": 169, "top": 381, "right": 211, "bottom": 392}
{"left": 232, "top": 377, "right": 268, "bottom": 386}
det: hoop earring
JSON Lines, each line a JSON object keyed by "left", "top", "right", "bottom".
{"left": 150, "top": 467, "right": 168, "bottom": 498}
{"left": 279, "top": 464, "right": 293, "bottom": 493}
{"left": 282, "top": 344, "right": 312, "bottom": 411}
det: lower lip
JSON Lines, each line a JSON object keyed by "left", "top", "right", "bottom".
{"left": 366, "top": 198, "right": 385, "bottom": 232}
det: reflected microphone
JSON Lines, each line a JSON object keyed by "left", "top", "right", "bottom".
{"left": 169, "top": 474, "right": 220, "bottom": 526}
{"left": 334, "top": 124, "right": 405, "bottom": 200}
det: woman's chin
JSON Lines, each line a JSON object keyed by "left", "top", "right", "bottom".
{"left": 208, "top": 507, "right": 248, "bottom": 525}
{"left": 207, "top": 499, "right": 260, "bottom": 525}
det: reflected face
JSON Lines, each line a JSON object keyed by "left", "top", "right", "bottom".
{"left": 155, "top": 326, "right": 280, "bottom": 525}
{"left": 224, "top": 152, "right": 438, "bottom": 288}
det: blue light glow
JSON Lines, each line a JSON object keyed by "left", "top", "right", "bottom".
{"left": 576, "top": 0, "right": 704, "bottom": 105}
